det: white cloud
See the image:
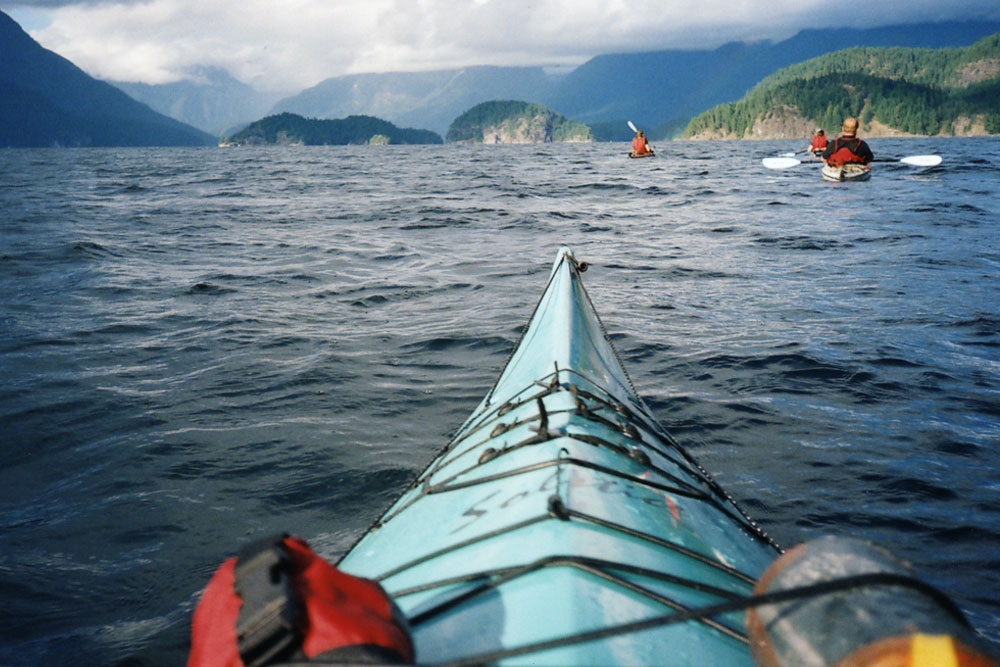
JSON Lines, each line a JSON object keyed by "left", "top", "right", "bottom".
{"left": 9, "top": 0, "right": 1000, "bottom": 92}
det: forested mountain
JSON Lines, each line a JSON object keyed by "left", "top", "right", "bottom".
{"left": 225, "top": 113, "right": 442, "bottom": 146}
{"left": 684, "top": 33, "right": 1000, "bottom": 139}
{"left": 6, "top": 8, "right": 1000, "bottom": 146}
{"left": 446, "top": 101, "right": 592, "bottom": 143}
{"left": 269, "top": 21, "right": 1000, "bottom": 140}
{"left": 0, "top": 10, "right": 214, "bottom": 147}
{"left": 752, "top": 33, "right": 1000, "bottom": 91}
{"left": 272, "top": 66, "right": 554, "bottom": 139}
{"left": 110, "top": 67, "right": 277, "bottom": 136}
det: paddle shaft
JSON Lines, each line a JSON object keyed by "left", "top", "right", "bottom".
{"left": 763, "top": 154, "right": 941, "bottom": 169}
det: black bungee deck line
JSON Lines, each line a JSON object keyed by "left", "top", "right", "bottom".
{"left": 335, "top": 250, "right": 790, "bottom": 666}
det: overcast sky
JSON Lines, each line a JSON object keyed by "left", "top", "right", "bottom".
{"left": 4, "top": 0, "right": 1000, "bottom": 93}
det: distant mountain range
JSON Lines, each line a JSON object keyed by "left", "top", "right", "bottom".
{"left": 234, "top": 20, "right": 1000, "bottom": 140}
{"left": 270, "top": 66, "right": 553, "bottom": 141}
{"left": 550, "top": 21, "right": 1000, "bottom": 136}
{"left": 110, "top": 66, "right": 278, "bottom": 137}
{"left": 0, "top": 10, "right": 213, "bottom": 147}
{"left": 4, "top": 9, "right": 1000, "bottom": 146}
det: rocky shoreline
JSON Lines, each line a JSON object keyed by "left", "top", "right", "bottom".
{"left": 684, "top": 103, "right": 996, "bottom": 141}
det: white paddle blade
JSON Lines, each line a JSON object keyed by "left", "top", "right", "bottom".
{"left": 900, "top": 155, "right": 942, "bottom": 167}
{"left": 627, "top": 121, "right": 638, "bottom": 133}
{"left": 762, "top": 157, "right": 801, "bottom": 170}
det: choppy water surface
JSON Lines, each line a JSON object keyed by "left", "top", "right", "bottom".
{"left": 1, "top": 139, "right": 998, "bottom": 664}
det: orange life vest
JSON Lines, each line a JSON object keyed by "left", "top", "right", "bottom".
{"left": 189, "top": 535, "right": 413, "bottom": 666}
{"left": 632, "top": 136, "right": 649, "bottom": 154}
{"left": 825, "top": 137, "right": 870, "bottom": 166}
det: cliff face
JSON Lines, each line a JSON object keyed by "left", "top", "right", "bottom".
{"left": 447, "top": 100, "right": 592, "bottom": 143}
{"left": 684, "top": 106, "right": 820, "bottom": 140}
{"left": 951, "top": 57, "right": 1000, "bottom": 87}
{"left": 480, "top": 113, "right": 592, "bottom": 143}
{"left": 685, "top": 107, "right": 996, "bottom": 140}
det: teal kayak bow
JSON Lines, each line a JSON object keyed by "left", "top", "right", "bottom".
{"left": 338, "top": 247, "right": 781, "bottom": 665}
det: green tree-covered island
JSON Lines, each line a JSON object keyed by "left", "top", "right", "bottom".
{"left": 447, "top": 101, "right": 593, "bottom": 143}
{"left": 684, "top": 33, "right": 1000, "bottom": 139}
{"left": 222, "top": 113, "right": 443, "bottom": 146}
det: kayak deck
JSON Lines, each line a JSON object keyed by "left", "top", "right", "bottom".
{"left": 338, "top": 248, "right": 780, "bottom": 665}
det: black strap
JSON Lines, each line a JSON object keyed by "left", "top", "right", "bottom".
{"left": 835, "top": 137, "right": 862, "bottom": 155}
{"left": 234, "top": 534, "right": 304, "bottom": 667}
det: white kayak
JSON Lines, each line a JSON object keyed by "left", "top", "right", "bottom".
{"left": 821, "top": 163, "right": 872, "bottom": 182}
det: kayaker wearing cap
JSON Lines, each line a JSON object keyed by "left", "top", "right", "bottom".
{"left": 631, "top": 129, "right": 653, "bottom": 157}
{"left": 822, "top": 117, "right": 873, "bottom": 166}
{"left": 808, "top": 128, "right": 827, "bottom": 155}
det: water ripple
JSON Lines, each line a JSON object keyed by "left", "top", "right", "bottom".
{"left": 0, "top": 138, "right": 998, "bottom": 663}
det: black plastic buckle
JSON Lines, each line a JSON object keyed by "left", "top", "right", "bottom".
{"left": 233, "top": 534, "right": 303, "bottom": 667}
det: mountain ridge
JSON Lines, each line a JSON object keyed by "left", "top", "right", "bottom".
{"left": 225, "top": 112, "right": 442, "bottom": 146}
{"left": 446, "top": 100, "right": 592, "bottom": 143}
{"left": 271, "top": 66, "right": 553, "bottom": 138}
{"left": 110, "top": 66, "right": 278, "bottom": 137}
{"left": 0, "top": 10, "right": 214, "bottom": 147}
{"left": 268, "top": 20, "right": 1000, "bottom": 139}
{"left": 683, "top": 33, "right": 1000, "bottom": 139}
{"left": 6, "top": 11, "right": 1000, "bottom": 145}
{"left": 103, "top": 20, "right": 1000, "bottom": 140}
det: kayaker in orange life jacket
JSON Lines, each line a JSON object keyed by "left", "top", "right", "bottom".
{"left": 631, "top": 130, "right": 653, "bottom": 156}
{"left": 822, "top": 117, "right": 873, "bottom": 166}
{"left": 808, "top": 128, "right": 827, "bottom": 155}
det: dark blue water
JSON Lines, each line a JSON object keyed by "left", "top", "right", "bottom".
{"left": 1, "top": 139, "right": 998, "bottom": 665}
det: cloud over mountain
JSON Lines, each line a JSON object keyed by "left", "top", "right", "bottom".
{"left": 9, "top": 0, "right": 1000, "bottom": 93}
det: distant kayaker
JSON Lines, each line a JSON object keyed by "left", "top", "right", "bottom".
{"left": 631, "top": 129, "right": 654, "bottom": 157}
{"left": 808, "top": 128, "right": 827, "bottom": 155}
{"left": 822, "top": 118, "right": 873, "bottom": 166}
